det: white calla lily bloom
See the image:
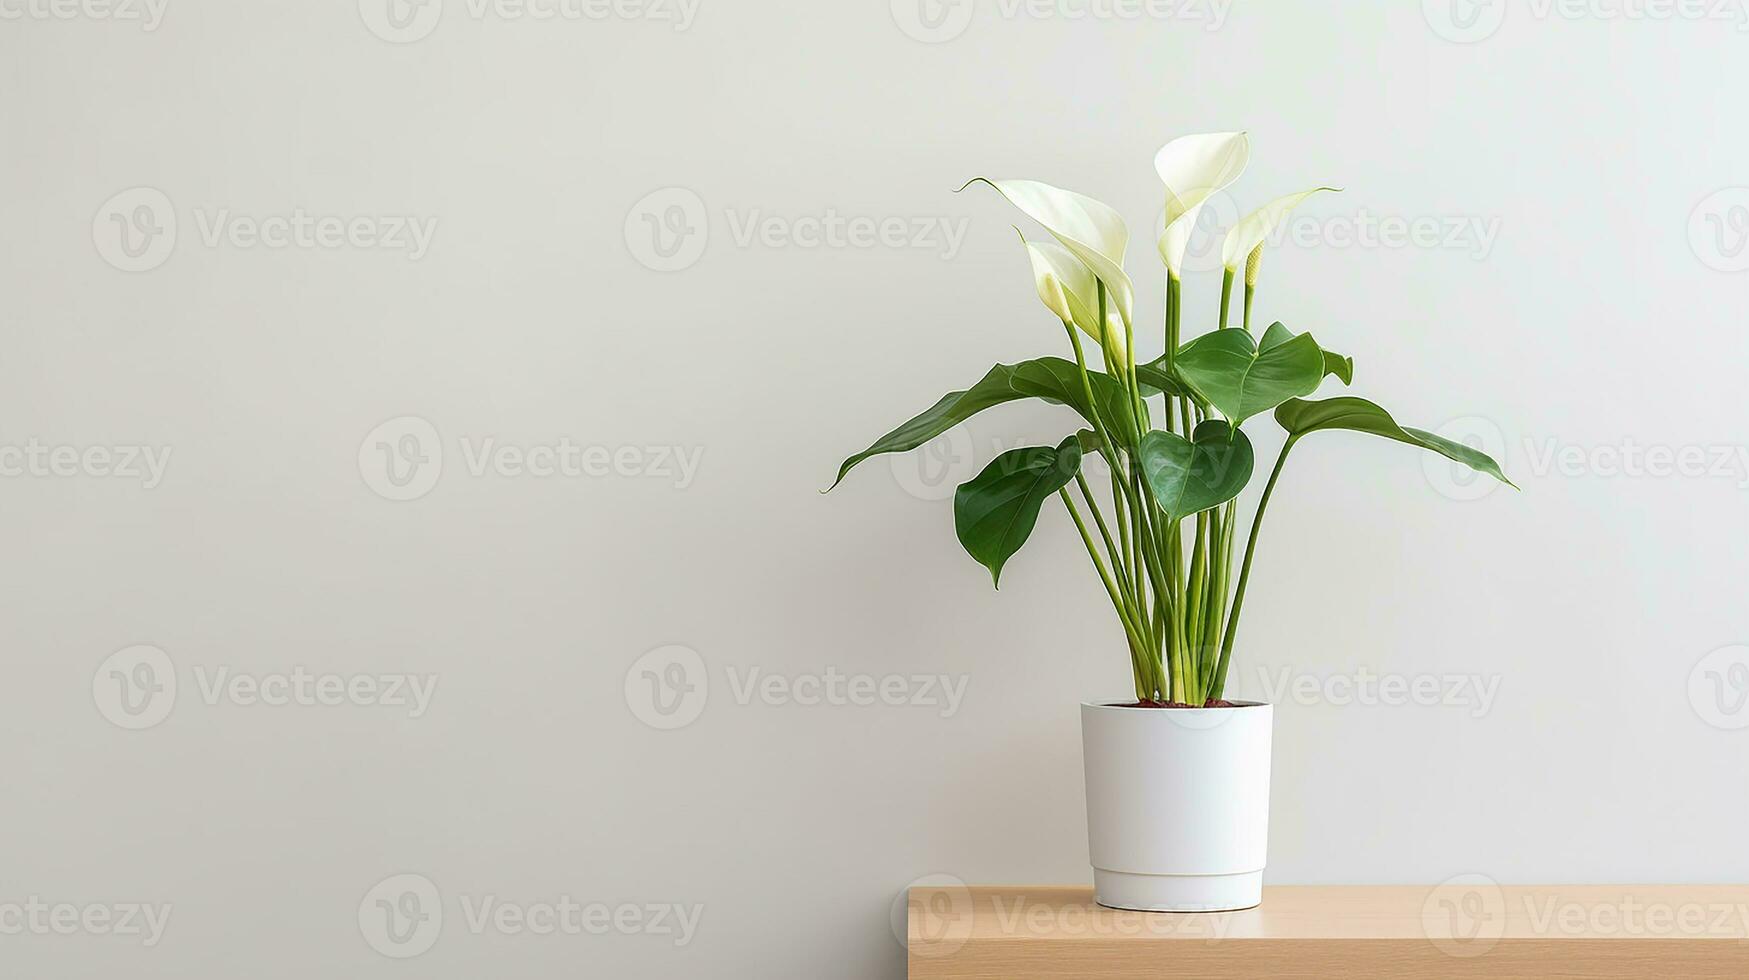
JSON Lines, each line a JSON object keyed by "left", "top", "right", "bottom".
{"left": 1154, "top": 132, "right": 1250, "bottom": 277}
{"left": 967, "top": 178, "right": 1134, "bottom": 330}
{"left": 1021, "top": 236, "right": 1127, "bottom": 362}
{"left": 1220, "top": 186, "right": 1341, "bottom": 273}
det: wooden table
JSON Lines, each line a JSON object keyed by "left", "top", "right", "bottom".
{"left": 907, "top": 884, "right": 1749, "bottom": 978}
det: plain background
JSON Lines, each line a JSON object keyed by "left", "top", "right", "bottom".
{"left": 4, "top": 1, "right": 1748, "bottom": 976}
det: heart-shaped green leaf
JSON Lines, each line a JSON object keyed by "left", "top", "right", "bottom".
{"left": 954, "top": 436, "right": 1084, "bottom": 587}
{"left": 1175, "top": 327, "right": 1325, "bottom": 427}
{"left": 1275, "top": 397, "right": 1517, "bottom": 489}
{"left": 1138, "top": 420, "right": 1255, "bottom": 523}
{"left": 1261, "top": 321, "right": 1352, "bottom": 386}
{"left": 830, "top": 358, "right": 1141, "bottom": 489}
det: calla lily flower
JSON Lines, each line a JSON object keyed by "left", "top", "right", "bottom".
{"left": 1154, "top": 132, "right": 1250, "bottom": 277}
{"left": 1020, "top": 234, "right": 1127, "bottom": 361}
{"left": 1221, "top": 186, "right": 1340, "bottom": 274}
{"left": 965, "top": 178, "right": 1134, "bottom": 330}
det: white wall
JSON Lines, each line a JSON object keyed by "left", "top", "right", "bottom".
{"left": 4, "top": 2, "right": 1747, "bottom": 977}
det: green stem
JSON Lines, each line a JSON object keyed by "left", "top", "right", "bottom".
{"left": 1219, "top": 268, "right": 1235, "bottom": 329}
{"left": 1243, "top": 284, "right": 1255, "bottom": 332}
{"left": 1212, "top": 436, "right": 1297, "bottom": 700}
{"left": 1061, "top": 488, "right": 1151, "bottom": 694}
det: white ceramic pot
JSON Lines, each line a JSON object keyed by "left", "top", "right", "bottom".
{"left": 1080, "top": 701, "right": 1274, "bottom": 912}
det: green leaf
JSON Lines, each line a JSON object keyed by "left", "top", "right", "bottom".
{"left": 1322, "top": 350, "right": 1354, "bottom": 386}
{"left": 1174, "top": 327, "right": 1326, "bottom": 427}
{"left": 1134, "top": 355, "right": 1188, "bottom": 398}
{"left": 1275, "top": 397, "right": 1517, "bottom": 489}
{"left": 1261, "top": 321, "right": 1352, "bottom": 386}
{"left": 954, "top": 435, "right": 1083, "bottom": 587}
{"left": 830, "top": 358, "right": 1141, "bottom": 489}
{"left": 1138, "top": 420, "right": 1256, "bottom": 523}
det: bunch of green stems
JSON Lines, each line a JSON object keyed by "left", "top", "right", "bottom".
{"left": 1052, "top": 270, "right": 1275, "bottom": 706}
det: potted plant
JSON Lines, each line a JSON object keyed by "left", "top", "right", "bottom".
{"left": 829, "top": 133, "right": 1514, "bottom": 912}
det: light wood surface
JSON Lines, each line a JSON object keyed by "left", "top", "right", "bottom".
{"left": 907, "top": 885, "right": 1749, "bottom": 978}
